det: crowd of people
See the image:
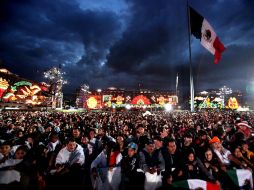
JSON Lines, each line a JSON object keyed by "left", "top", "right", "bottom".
{"left": 0, "top": 110, "right": 254, "bottom": 190}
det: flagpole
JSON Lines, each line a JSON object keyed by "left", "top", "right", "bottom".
{"left": 176, "top": 73, "right": 178, "bottom": 97}
{"left": 187, "top": 0, "right": 195, "bottom": 112}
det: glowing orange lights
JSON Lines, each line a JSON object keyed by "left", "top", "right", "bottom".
{"left": 116, "top": 95, "right": 124, "bottom": 105}
{"left": 228, "top": 97, "right": 239, "bottom": 109}
{"left": 0, "top": 78, "right": 9, "bottom": 98}
{"left": 157, "top": 96, "right": 165, "bottom": 105}
{"left": 87, "top": 97, "right": 98, "bottom": 109}
{"left": 131, "top": 95, "right": 151, "bottom": 105}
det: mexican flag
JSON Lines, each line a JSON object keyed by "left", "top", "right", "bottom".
{"left": 227, "top": 169, "right": 253, "bottom": 190}
{"left": 172, "top": 179, "right": 220, "bottom": 190}
{"left": 189, "top": 6, "right": 225, "bottom": 64}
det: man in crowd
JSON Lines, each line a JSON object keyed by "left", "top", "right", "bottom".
{"left": 139, "top": 139, "right": 165, "bottom": 190}
{"left": 161, "top": 138, "right": 184, "bottom": 184}
{"left": 48, "top": 138, "right": 85, "bottom": 190}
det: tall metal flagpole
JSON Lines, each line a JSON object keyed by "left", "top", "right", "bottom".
{"left": 187, "top": 0, "right": 195, "bottom": 112}
{"left": 176, "top": 73, "right": 178, "bottom": 97}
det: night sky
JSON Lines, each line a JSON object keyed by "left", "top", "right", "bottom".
{"left": 1, "top": 0, "right": 254, "bottom": 97}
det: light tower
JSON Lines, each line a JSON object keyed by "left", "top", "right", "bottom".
{"left": 76, "top": 84, "right": 90, "bottom": 108}
{"left": 44, "top": 67, "right": 67, "bottom": 109}
{"left": 219, "top": 86, "right": 232, "bottom": 108}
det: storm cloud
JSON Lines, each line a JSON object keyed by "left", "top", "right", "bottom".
{"left": 0, "top": 0, "right": 254, "bottom": 98}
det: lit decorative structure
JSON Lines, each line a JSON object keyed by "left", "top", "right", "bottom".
{"left": 116, "top": 95, "right": 124, "bottom": 105}
{"left": 0, "top": 78, "right": 9, "bottom": 99}
{"left": 44, "top": 67, "right": 67, "bottom": 109}
{"left": 131, "top": 95, "right": 151, "bottom": 105}
{"left": 157, "top": 96, "right": 165, "bottom": 105}
{"left": 227, "top": 97, "right": 239, "bottom": 109}
{"left": 76, "top": 84, "right": 90, "bottom": 108}
{"left": 87, "top": 96, "right": 98, "bottom": 109}
{"left": 2, "top": 81, "right": 43, "bottom": 104}
{"left": 219, "top": 86, "right": 232, "bottom": 107}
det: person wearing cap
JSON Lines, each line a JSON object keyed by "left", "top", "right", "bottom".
{"left": 139, "top": 139, "right": 165, "bottom": 190}
{"left": 236, "top": 121, "right": 252, "bottom": 138}
{"left": 120, "top": 142, "right": 144, "bottom": 190}
{"left": 209, "top": 136, "right": 245, "bottom": 170}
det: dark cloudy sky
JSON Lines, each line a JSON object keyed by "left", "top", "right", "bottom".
{"left": 1, "top": 0, "right": 254, "bottom": 96}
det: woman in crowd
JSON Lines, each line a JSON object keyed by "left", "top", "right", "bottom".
{"left": 91, "top": 139, "right": 122, "bottom": 190}
{"left": 202, "top": 148, "right": 220, "bottom": 181}
{"left": 183, "top": 151, "right": 216, "bottom": 182}
{"left": 233, "top": 146, "right": 254, "bottom": 170}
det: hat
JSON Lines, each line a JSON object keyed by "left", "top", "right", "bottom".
{"left": 237, "top": 121, "right": 252, "bottom": 129}
{"left": 127, "top": 142, "right": 137, "bottom": 150}
{"left": 209, "top": 136, "right": 221, "bottom": 144}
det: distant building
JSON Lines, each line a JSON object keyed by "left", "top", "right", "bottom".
{"left": 76, "top": 87, "right": 178, "bottom": 110}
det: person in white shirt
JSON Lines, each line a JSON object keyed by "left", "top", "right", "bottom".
{"left": 55, "top": 138, "right": 85, "bottom": 172}
{"left": 48, "top": 138, "right": 85, "bottom": 190}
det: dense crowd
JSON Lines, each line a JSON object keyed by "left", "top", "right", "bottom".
{"left": 0, "top": 110, "right": 254, "bottom": 190}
